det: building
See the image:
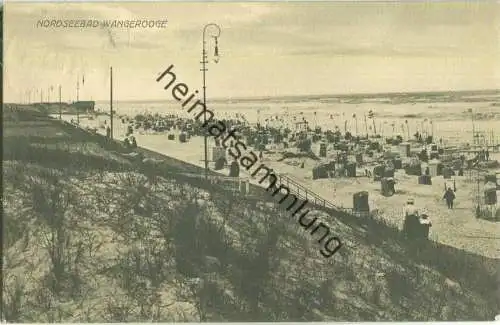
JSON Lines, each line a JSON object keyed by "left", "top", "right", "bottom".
{"left": 72, "top": 101, "right": 95, "bottom": 112}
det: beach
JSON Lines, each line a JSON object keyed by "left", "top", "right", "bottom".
{"left": 53, "top": 94, "right": 500, "bottom": 259}
{"left": 92, "top": 97, "right": 500, "bottom": 146}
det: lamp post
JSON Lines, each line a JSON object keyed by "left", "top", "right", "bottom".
{"left": 201, "top": 23, "right": 221, "bottom": 180}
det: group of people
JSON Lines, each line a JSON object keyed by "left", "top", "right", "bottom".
{"left": 103, "top": 120, "right": 138, "bottom": 149}
{"left": 403, "top": 187, "right": 457, "bottom": 240}
{"left": 403, "top": 198, "right": 432, "bottom": 240}
{"left": 443, "top": 187, "right": 456, "bottom": 209}
{"left": 475, "top": 148, "right": 490, "bottom": 162}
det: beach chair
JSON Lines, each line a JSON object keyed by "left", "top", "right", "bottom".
{"left": 381, "top": 177, "right": 396, "bottom": 197}
{"left": 353, "top": 191, "right": 370, "bottom": 213}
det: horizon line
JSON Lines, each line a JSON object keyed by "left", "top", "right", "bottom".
{"left": 92, "top": 88, "right": 500, "bottom": 103}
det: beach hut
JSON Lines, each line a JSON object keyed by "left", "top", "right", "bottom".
{"left": 353, "top": 191, "right": 370, "bottom": 213}
{"left": 393, "top": 157, "right": 402, "bottom": 170}
{"left": 451, "top": 159, "right": 462, "bottom": 170}
{"left": 312, "top": 134, "right": 322, "bottom": 142}
{"left": 429, "top": 152, "right": 439, "bottom": 160}
{"left": 239, "top": 179, "right": 250, "bottom": 195}
{"left": 318, "top": 142, "right": 327, "bottom": 157}
{"left": 427, "top": 143, "right": 439, "bottom": 159}
{"left": 484, "top": 182, "right": 497, "bottom": 205}
{"left": 212, "top": 146, "right": 226, "bottom": 162}
{"left": 428, "top": 159, "right": 441, "bottom": 177}
{"left": 229, "top": 160, "right": 240, "bottom": 177}
{"left": 368, "top": 141, "right": 380, "bottom": 151}
{"left": 485, "top": 174, "right": 497, "bottom": 185}
{"left": 418, "top": 174, "right": 432, "bottom": 185}
{"left": 312, "top": 164, "right": 329, "bottom": 180}
{"left": 381, "top": 177, "right": 396, "bottom": 196}
{"left": 335, "top": 141, "right": 349, "bottom": 151}
{"left": 442, "top": 167, "right": 454, "bottom": 179}
{"left": 297, "top": 138, "right": 312, "bottom": 152}
{"left": 373, "top": 165, "right": 385, "bottom": 181}
{"left": 383, "top": 168, "right": 395, "bottom": 178}
{"left": 345, "top": 162, "right": 357, "bottom": 177}
{"left": 247, "top": 136, "right": 256, "bottom": 146}
{"left": 214, "top": 156, "right": 226, "bottom": 170}
{"left": 168, "top": 134, "right": 175, "bottom": 140}
{"left": 383, "top": 150, "right": 400, "bottom": 159}
{"left": 398, "top": 142, "right": 410, "bottom": 158}
{"left": 478, "top": 160, "right": 500, "bottom": 169}
{"left": 355, "top": 153, "right": 363, "bottom": 164}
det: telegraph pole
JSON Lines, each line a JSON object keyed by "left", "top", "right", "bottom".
{"left": 59, "top": 85, "right": 62, "bottom": 119}
{"left": 471, "top": 108, "right": 476, "bottom": 146}
{"left": 76, "top": 76, "right": 80, "bottom": 124}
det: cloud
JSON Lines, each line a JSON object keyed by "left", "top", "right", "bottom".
{"left": 3, "top": 1, "right": 500, "bottom": 101}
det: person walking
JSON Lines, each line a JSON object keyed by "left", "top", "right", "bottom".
{"left": 443, "top": 187, "right": 456, "bottom": 209}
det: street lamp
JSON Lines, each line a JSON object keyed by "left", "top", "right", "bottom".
{"left": 201, "top": 23, "right": 221, "bottom": 180}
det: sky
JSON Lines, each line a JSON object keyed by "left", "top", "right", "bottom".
{"left": 3, "top": 1, "right": 500, "bottom": 102}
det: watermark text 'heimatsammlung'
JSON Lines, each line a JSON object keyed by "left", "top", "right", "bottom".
{"left": 156, "top": 64, "right": 343, "bottom": 258}
{"left": 36, "top": 19, "right": 168, "bottom": 29}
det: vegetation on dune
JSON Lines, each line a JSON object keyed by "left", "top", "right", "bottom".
{"left": 2, "top": 106, "right": 499, "bottom": 321}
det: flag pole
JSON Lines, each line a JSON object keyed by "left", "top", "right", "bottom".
{"left": 76, "top": 76, "right": 80, "bottom": 124}
{"left": 59, "top": 85, "right": 62, "bottom": 119}
{"left": 110, "top": 66, "right": 114, "bottom": 140}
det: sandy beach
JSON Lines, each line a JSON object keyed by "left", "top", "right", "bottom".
{"left": 92, "top": 99, "right": 500, "bottom": 147}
